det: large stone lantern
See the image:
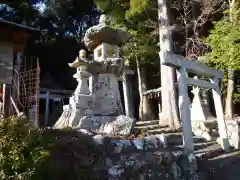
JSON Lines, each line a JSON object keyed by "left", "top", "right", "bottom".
{"left": 83, "top": 14, "right": 130, "bottom": 116}
{"left": 54, "top": 15, "right": 135, "bottom": 136}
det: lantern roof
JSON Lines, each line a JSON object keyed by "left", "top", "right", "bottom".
{"left": 83, "top": 14, "right": 130, "bottom": 52}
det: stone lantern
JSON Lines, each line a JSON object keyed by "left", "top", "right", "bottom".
{"left": 55, "top": 15, "right": 135, "bottom": 136}
{"left": 54, "top": 49, "right": 93, "bottom": 128}
{"left": 68, "top": 49, "right": 91, "bottom": 97}
{"left": 83, "top": 14, "right": 130, "bottom": 116}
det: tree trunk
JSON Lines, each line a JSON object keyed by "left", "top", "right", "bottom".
{"left": 158, "top": 0, "right": 181, "bottom": 129}
{"left": 225, "top": 0, "right": 236, "bottom": 119}
{"left": 136, "top": 57, "right": 154, "bottom": 121}
{"left": 225, "top": 70, "right": 234, "bottom": 119}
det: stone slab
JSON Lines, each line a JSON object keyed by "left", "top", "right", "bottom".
{"left": 55, "top": 114, "right": 136, "bottom": 136}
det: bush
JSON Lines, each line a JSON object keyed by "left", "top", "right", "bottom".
{"left": 0, "top": 117, "right": 107, "bottom": 180}
{"left": 0, "top": 116, "right": 49, "bottom": 180}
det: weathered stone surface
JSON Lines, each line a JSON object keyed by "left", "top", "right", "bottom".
{"left": 83, "top": 15, "right": 130, "bottom": 52}
{"left": 86, "top": 58, "right": 124, "bottom": 76}
{"left": 111, "top": 139, "right": 134, "bottom": 153}
{"left": 102, "top": 115, "right": 135, "bottom": 136}
{"left": 144, "top": 135, "right": 165, "bottom": 149}
{"left": 132, "top": 139, "right": 144, "bottom": 150}
{"left": 216, "top": 120, "right": 240, "bottom": 149}
{"left": 54, "top": 107, "right": 92, "bottom": 129}
{"left": 77, "top": 128, "right": 93, "bottom": 136}
{"left": 44, "top": 129, "right": 202, "bottom": 180}
{"left": 192, "top": 121, "right": 212, "bottom": 142}
{"left": 55, "top": 115, "right": 135, "bottom": 136}
{"left": 93, "top": 134, "right": 106, "bottom": 145}
{"left": 225, "top": 120, "right": 239, "bottom": 149}
{"left": 93, "top": 73, "right": 123, "bottom": 116}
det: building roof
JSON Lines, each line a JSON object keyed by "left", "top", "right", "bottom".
{"left": 0, "top": 18, "right": 40, "bottom": 33}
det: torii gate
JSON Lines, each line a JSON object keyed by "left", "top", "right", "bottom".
{"left": 157, "top": 0, "right": 230, "bottom": 154}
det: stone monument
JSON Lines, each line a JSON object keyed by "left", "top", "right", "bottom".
{"left": 54, "top": 15, "right": 135, "bottom": 136}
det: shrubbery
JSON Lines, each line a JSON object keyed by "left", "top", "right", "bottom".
{"left": 0, "top": 116, "right": 106, "bottom": 180}
{"left": 0, "top": 116, "right": 49, "bottom": 180}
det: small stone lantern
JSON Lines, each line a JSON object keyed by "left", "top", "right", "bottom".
{"left": 68, "top": 49, "right": 93, "bottom": 110}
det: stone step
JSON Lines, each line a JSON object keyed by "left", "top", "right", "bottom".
{"left": 147, "top": 128, "right": 179, "bottom": 135}
{"left": 165, "top": 133, "right": 215, "bottom": 146}
{"left": 135, "top": 120, "right": 159, "bottom": 126}
{"left": 134, "top": 124, "right": 164, "bottom": 130}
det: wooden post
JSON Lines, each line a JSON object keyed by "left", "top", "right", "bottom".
{"left": 10, "top": 96, "right": 20, "bottom": 115}
{"left": 2, "top": 84, "right": 6, "bottom": 117}
{"left": 158, "top": 99, "right": 162, "bottom": 120}
{"left": 128, "top": 82, "right": 134, "bottom": 117}
{"left": 89, "top": 76, "right": 94, "bottom": 94}
{"left": 178, "top": 68, "right": 194, "bottom": 154}
{"left": 211, "top": 78, "right": 230, "bottom": 151}
{"left": 44, "top": 92, "right": 50, "bottom": 127}
{"left": 122, "top": 72, "right": 132, "bottom": 117}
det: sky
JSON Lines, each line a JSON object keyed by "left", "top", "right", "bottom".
{"left": 34, "top": 2, "right": 46, "bottom": 13}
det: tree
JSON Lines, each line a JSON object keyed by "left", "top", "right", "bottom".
{"left": 157, "top": 0, "right": 181, "bottom": 129}
{"left": 38, "top": 0, "right": 99, "bottom": 42}
{"left": 204, "top": 5, "right": 240, "bottom": 119}
{"left": 0, "top": 0, "right": 41, "bottom": 25}
{"left": 171, "top": 0, "right": 227, "bottom": 58}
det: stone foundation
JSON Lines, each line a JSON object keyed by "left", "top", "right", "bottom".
{"left": 54, "top": 112, "right": 135, "bottom": 136}
{"left": 45, "top": 130, "right": 202, "bottom": 180}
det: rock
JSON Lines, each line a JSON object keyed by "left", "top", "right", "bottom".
{"left": 93, "top": 134, "right": 106, "bottom": 145}
{"left": 216, "top": 121, "right": 240, "bottom": 149}
{"left": 77, "top": 128, "right": 93, "bottom": 136}
{"left": 171, "top": 162, "right": 182, "bottom": 179}
{"left": 108, "top": 165, "right": 124, "bottom": 180}
{"left": 226, "top": 121, "right": 239, "bottom": 149}
{"left": 155, "top": 134, "right": 168, "bottom": 148}
{"left": 104, "top": 124, "right": 115, "bottom": 135}
{"left": 102, "top": 115, "right": 135, "bottom": 136}
{"left": 105, "top": 158, "right": 113, "bottom": 167}
{"left": 132, "top": 139, "right": 144, "bottom": 150}
{"left": 111, "top": 139, "right": 133, "bottom": 153}
{"left": 193, "top": 129, "right": 212, "bottom": 142}
{"left": 144, "top": 135, "right": 166, "bottom": 150}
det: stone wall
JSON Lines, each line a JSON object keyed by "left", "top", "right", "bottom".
{"left": 43, "top": 129, "right": 203, "bottom": 180}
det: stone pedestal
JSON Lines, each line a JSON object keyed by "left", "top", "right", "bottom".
{"left": 93, "top": 73, "right": 123, "bottom": 116}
